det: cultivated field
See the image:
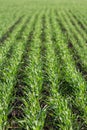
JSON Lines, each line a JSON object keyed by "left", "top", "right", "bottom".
{"left": 0, "top": 0, "right": 87, "bottom": 129}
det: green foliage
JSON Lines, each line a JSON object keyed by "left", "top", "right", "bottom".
{"left": 0, "top": 0, "right": 87, "bottom": 129}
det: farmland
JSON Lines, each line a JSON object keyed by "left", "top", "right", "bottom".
{"left": 0, "top": 0, "right": 87, "bottom": 129}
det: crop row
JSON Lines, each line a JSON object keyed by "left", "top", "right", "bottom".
{"left": 0, "top": 10, "right": 39, "bottom": 129}
{"left": 52, "top": 10, "right": 87, "bottom": 128}
{"left": 57, "top": 10, "right": 87, "bottom": 72}
{"left": 0, "top": 8, "right": 87, "bottom": 130}
{"left": 0, "top": 9, "right": 22, "bottom": 40}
